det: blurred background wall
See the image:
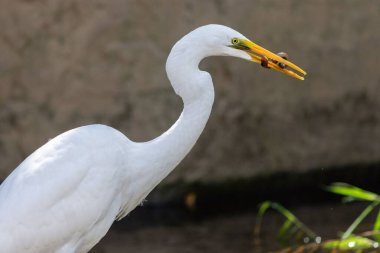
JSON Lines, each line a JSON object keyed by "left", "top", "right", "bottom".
{"left": 0, "top": 0, "right": 379, "bottom": 184}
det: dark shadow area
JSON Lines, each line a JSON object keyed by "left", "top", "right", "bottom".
{"left": 112, "top": 161, "right": 380, "bottom": 232}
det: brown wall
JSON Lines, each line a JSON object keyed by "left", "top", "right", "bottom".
{"left": 0, "top": 0, "right": 379, "bottom": 183}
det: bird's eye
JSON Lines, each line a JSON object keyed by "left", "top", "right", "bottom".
{"left": 231, "top": 38, "right": 240, "bottom": 45}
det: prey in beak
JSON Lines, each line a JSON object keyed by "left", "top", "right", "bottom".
{"left": 229, "top": 38, "right": 307, "bottom": 80}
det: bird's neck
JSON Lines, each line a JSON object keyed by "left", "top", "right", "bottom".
{"left": 129, "top": 52, "right": 214, "bottom": 204}
{"left": 141, "top": 89, "right": 213, "bottom": 179}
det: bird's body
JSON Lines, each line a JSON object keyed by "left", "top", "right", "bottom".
{"left": 0, "top": 125, "right": 131, "bottom": 252}
{"left": 0, "top": 25, "right": 305, "bottom": 252}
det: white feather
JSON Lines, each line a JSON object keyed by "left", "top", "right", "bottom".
{"left": 0, "top": 24, "right": 254, "bottom": 253}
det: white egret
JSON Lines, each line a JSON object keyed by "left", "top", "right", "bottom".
{"left": 0, "top": 24, "right": 306, "bottom": 253}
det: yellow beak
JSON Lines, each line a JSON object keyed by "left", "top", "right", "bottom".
{"left": 233, "top": 39, "right": 307, "bottom": 80}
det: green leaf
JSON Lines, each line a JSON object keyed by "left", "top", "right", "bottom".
{"left": 255, "top": 201, "right": 273, "bottom": 237}
{"left": 373, "top": 210, "right": 380, "bottom": 242}
{"left": 258, "top": 201, "right": 272, "bottom": 217}
{"left": 278, "top": 219, "right": 293, "bottom": 242}
{"left": 342, "top": 201, "right": 380, "bottom": 239}
{"left": 270, "top": 202, "right": 297, "bottom": 222}
{"left": 256, "top": 201, "right": 318, "bottom": 242}
{"left": 326, "top": 182, "right": 380, "bottom": 202}
{"left": 342, "top": 196, "right": 358, "bottom": 203}
{"left": 323, "top": 235, "right": 379, "bottom": 250}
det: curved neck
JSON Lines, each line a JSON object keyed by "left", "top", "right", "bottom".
{"left": 129, "top": 47, "right": 215, "bottom": 201}
{"left": 141, "top": 88, "right": 214, "bottom": 176}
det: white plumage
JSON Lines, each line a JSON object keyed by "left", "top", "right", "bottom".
{"left": 0, "top": 24, "right": 305, "bottom": 252}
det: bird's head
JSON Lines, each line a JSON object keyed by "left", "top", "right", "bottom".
{"left": 178, "top": 24, "right": 306, "bottom": 80}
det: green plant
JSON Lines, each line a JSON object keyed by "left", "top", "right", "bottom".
{"left": 255, "top": 182, "right": 380, "bottom": 253}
